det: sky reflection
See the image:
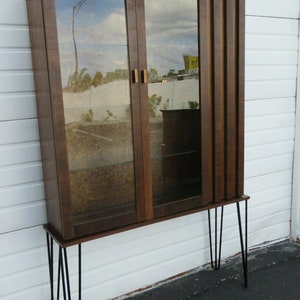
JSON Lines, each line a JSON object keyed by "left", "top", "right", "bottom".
{"left": 55, "top": 0, "right": 198, "bottom": 86}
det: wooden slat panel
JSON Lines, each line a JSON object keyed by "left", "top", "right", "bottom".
{"left": 237, "top": 0, "right": 245, "bottom": 196}
{"left": 26, "top": 0, "right": 64, "bottom": 238}
{"left": 213, "top": 0, "right": 225, "bottom": 202}
{"left": 126, "top": 0, "right": 145, "bottom": 222}
{"left": 200, "top": 0, "right": 245, "bottom": 203}
{"left": 199, "top": 0, "right": 213, "bottom": 205}
{"left": 41, "top": 0, "right": 74, "bottom": 239}
{"left": 136, "top": 0, "right": 153, "bottom": 221}
{"left": 225, "top": 0, "right": 237, "bottom": 199}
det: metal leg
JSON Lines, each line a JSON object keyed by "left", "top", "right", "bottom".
{"left": 46, "top": 233, "right": 54, "bottom": 300}
{"left": 45, "top": 234, "right": 83, "bottom": 299}
{"left": 63, "top": 249, "right": 72, "bottom": 299}
{"left": 60, "top": 247, "right": 68, "bottom": 299}
{"left": 208, "top": 206, "right": 224, "bottom": 270}
{"left": 78, "top": 244, "right": 82, "bottom": 300}
{"left": 57, "top": 248, "right": 62, "bottom": 300}
{"left": 236, "top": 200, "right": 248, "bottom": 288}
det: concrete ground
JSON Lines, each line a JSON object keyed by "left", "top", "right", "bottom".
{"left": 122, "top": 240, "right": 300, "bottom": 300}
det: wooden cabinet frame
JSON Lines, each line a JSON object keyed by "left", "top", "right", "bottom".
{"left": 27, "top": 0, "right": 249, "bottom": 244}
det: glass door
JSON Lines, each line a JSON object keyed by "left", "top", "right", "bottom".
{"left": 54, "top": 0, "right": 137, "bottom": 232}
{"left": 144, "top": 0, "right": 202, "bottom": 217}
{"left": 53, "top": 0, "right": 202, "bottom": 233}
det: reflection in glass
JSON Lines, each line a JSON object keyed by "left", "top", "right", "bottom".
{"left": 145, "top": 0, "right": 201, "bottom": 204}
{"left": 55, "top": 0, "right": 135, "bottom": 216}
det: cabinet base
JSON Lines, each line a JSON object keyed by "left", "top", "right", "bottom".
{"left": 44, "top": 198, "right": 249, "bottom": 298}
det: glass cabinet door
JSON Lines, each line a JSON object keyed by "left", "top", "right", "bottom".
{"left": 144, "top": 0, "right": 202, "bottom": 217}
{"left": 54, "top": 0, "right": 202, "bottom": 227}
{"left": 54, "top": 0, "right": 137, "bottom": 232}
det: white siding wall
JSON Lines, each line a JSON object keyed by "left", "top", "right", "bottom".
{"left": 0, "top": 0, "right": 299, "bottom": 299}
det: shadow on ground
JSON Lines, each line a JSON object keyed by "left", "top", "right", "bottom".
{"left": 121, "top": 240, "right": 300, "bottom": 300}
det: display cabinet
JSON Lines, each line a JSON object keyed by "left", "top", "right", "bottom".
{"left": 27, "top": 0, "right": 249, "bottom": 297}
{"left": 27, "top": 0, "right": 248, "bottom": 242}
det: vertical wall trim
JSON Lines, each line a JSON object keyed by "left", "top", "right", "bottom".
{"left": 291, "top": 7, "right": 300, "bottom": 242}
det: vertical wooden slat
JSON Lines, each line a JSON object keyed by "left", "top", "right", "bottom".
{"left": 237, "top": 0, "right": 245, "bottom": 196}
{"left": 213, "top": 0, "right": 226, "bottom": 202}
{"left": 136, "top": 0, "right": 153, "bottom": 220}
{"left": 225, "top": 0, "right": 237, "bottom": 199}
{"left": 126, "top": 0, "right": 146, "bottom": 222}
{"left": 41, "top": 0, "right": 74, "bottom": 239}
{"left": 26, "top": 0, "right": 65, "bottom": 238}
{"left": 199, "top": 0, "right": 214, "bottom": 205}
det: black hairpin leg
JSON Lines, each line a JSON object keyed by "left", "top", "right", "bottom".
{"left": 46, "top": 233, "right": 54, "bottom": 300}
{"left": 208, "top": 206, "right": 224, "bottom": 270}
{"left": 78, "top": 244, "right": 82, "bottom": 300}
{"left": 236, "top": 200, "right": 248, "bottom": 288}
{"left": 46, "top": 233, "right": 82, "bottom": 299}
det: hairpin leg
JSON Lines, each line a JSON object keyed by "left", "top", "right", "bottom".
{"left": 208, "top": 206, "right": 224, "bottom": 270}
{"left": 45, "top": 233, "right": 82, "bottom": 299}
{"left": 78, "top": 244, "right": 82, "bottom": 300}
{"left": 236, "top": 200, "right": 248, "bottom": 288}
{"left": 46, "top": 233, "right": 54, "bottom": 300}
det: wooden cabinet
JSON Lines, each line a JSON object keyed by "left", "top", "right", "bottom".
{"left": 27, "top": 0, "right": 248, "bottom": 243}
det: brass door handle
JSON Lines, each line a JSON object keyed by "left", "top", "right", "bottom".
{"left": 141, "top": 69, "right": 148, "bottom": 84}
{"left": 132, "top": 69, "right": 139, "bottom": 83}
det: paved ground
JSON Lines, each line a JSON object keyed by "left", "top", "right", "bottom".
{"left": 123, "top": 240, "right": 300, "bottom": 300}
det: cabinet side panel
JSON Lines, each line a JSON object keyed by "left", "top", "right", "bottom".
{"left": 42, "top": 0, "right": 74, "bottom": 239}
{"left": 237, "top": 0, "right": 245, "bottom": 195}
{"left": 199, "top": 0, "right": 214, "bottom": 205}
{"left": 225, "top": 0, "right": 238, "bottom": 199}
{"left": 213, "top": 0, "right": 226, "bottom": 202}
{"left": 200, "top": 0, "right": 245, "bottom": 204}
{"left": 26, "top": 0, "right": 63, "bottom": 236}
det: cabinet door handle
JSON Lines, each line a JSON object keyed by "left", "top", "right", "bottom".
{"left": 142, "top": 69, "right": 148, "bottom": 84}
{"left": 132, "top": 69, "right": 139, "bottom": 83}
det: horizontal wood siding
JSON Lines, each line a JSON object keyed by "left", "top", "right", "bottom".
{"left": 0, "top": 18, "right": 45, "bottom": 300}
{"left": 0, "top": 0, "right": 298, "bottom": 299}
{"left": 244, "top": 3, "right": 298, "bottom": 252}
